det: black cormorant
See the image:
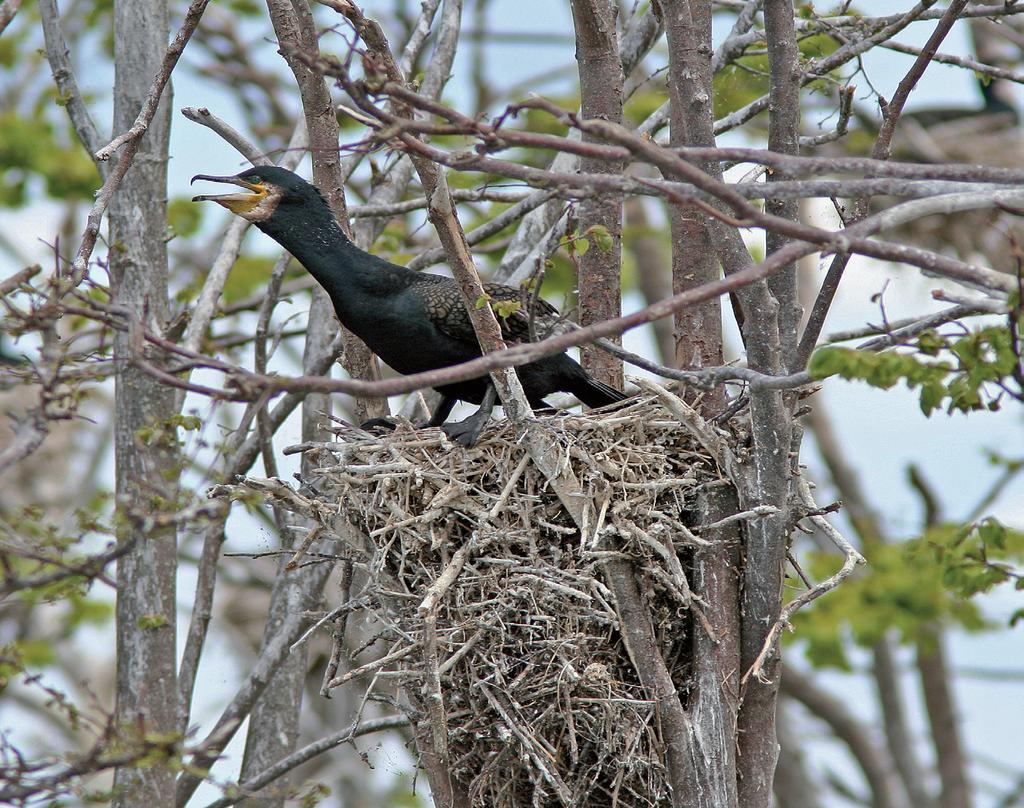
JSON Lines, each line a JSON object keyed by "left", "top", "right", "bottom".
{"left": 192, "top": 166, "right": 626, "bottom": 446}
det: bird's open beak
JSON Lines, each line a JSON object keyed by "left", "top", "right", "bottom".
{"left": 191, "top": 174, "right": 267, "bottom": 213}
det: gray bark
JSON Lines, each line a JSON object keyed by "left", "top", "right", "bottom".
{"left": 734, "top": 6, "right": 801, "bottom": 804}
{"left": 109, "top": 0, "right": 177, "bottom": 806}
{"left": 764, "top": 0, "right": 803, "bottom": 367}
{"left": 656, "top": 3, "right": 796, "bottom": 805}
{"left": 687, "top": 486, "right": 741, "bottom": 806}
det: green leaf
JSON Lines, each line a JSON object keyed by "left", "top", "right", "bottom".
{"left": 16, "top": 639, "right": 56, "bottom": 668}
{"left": 808, "top": 327, "right": 1021, "bottom": 417}
{"left": 65, "top": 594, "right": 113, "bottom": 629}
{"left": 919, "top": 380, "right": 945, "bottom": 416}
{"left": 978, "top": 518, "right": 1007, "bottom": 551}
{"left": 791, "top": 527, "right": 1015, "bottom": 671}
{"left": 0, "top": 643, "right": 26, "bottom": 687}
{"left": 138, "top": 614, "right": 169, "bottom": 630}
{"left": 587, "top": 224, "right": 614, "bottom": 252}
{"left": 222, "top": 256, "right": 276, "bottom": 304}
{"left": 492, "top": 299, "right": 522, "bottom": 319}
{"left": 168, "top": 414, "right": 202, "bottom": 432}
{"left": 917, "top": 330, "right": 944, "bottom": 356}
{"left": 807, "top": 346, "right": 854, "bottom": 379}
{"left": 168, "top": 197, "right": 202, "bottom": 238}
{"left": 226, "top": 0, "right": 263, "bottom": 14}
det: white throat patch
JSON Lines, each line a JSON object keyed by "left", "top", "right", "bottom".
{"left": 237, "top": 185, "right": 283, "bottom": 223}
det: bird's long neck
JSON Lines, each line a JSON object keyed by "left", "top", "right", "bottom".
{"left": 980, "top": 78, "right": 1017, "bottom": 118}
{"left": 255, "top": 209, "right": 408, "bottom": 316}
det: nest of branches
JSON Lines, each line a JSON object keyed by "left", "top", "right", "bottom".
{"left": 265, "top": 394, "right": 745, "bottom": 807}
{"left": 875, "top": 125, "right": 1024, "bottom": 269}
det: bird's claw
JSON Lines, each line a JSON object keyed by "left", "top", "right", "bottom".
{"left": 360, "top": 416, "right": 485, "bottom": 447}
{"left": 441, "top": 418, "right": 484, "bottom": 448}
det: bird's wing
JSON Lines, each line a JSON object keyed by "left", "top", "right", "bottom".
{"left": 483, "top": 282, "right": 561, "bottom": 343}
{"left": 416, "top": 276, "right": 560, "bottom": 346}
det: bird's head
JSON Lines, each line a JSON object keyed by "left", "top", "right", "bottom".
{"left": 191, "top": 166, "right": 325, "bottom": 224}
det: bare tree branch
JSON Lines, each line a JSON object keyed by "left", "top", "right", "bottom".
{"left": 493, "top": 0, "right": 664, "bottom": 284}
{"left": 65, "top": 0, "right": 210, "bottom": 285}
{"left": 175, "top": 334, "right": 345, "bottom": 732}
{"left": 180, "top": 105, "right": 275, "bottom": 166}
{"left": 38, "top": 0, "right": 105, "bottom": 168}
{"left": 0, "top": 0, "right": 21, "bottom": 35}
{"left": 795, "top": 0, "right": 972, "bottom": 369}
{"left": 0, "top": 407, "right": 48, "bottom": 477}
{"left": 174, "top": 569, "right": 345, "bottom": 806}
{"left": 742, "top": 478, "right": 866, "bottom": 685}
{"left": 94, "top": 0, "right": 213, "bottom": 161}
{"left": 200, "top": 715, "right": 410, "bottom": 808}
{"left": 874, "top": 636, "right": 937, "bottom": 808}
{"left": 782, "top": 664, "right": 909, "bottom": 808}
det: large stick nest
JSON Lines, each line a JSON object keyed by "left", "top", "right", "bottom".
{"left": 820, "top": 121, "right": 1024, "bottom": 270}
{"left": 258, "top": 394, "right": 749, "bottom": 807}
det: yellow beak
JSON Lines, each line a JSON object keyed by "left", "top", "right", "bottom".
{"left": 191, "top": 174, "right": 267, "bottom": 214}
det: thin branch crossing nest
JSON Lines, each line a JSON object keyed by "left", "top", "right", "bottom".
{"left": 244, "top": 394, "right": 756, "bottom": 806}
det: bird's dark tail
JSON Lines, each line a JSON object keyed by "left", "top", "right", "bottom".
{"left": 573, "top": 374, "right": 628, "bottom": 409}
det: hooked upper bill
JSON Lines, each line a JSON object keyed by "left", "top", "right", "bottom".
{"left": 191, "top": 173, "right": 269, "bottom": 215}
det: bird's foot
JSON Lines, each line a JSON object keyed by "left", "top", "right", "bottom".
{"left": 440, "top": 415, "right": 488, "bottom": 448}
{"left": 361, "top": 413, "right": 490, "bottom": 448}
{"left": 360, "top": 417, "right": 398, "bottom": 435}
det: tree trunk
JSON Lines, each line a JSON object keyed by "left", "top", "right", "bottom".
{"left": 661, "top": 0, "right": 724, "bottom": 382}
{"left": 660, "top": 3, "right": 742, "bottom": 805}
{"left": 732, "top": 1, "right": 797, "bottom": 800}
{"left": 918, "top": 630, "right": 973, "bottom": 808}
{"left": 570, "top": 0, "right": 624, "bottom": 388}
{"left": 687, "top": 486, "right": 741, "bottom": 806}
{"left": 763, "top": 0, "right": 802, "bottom": 367}
{"left": 875, "top": 637, "right": 935, "bottom": 808}
{"left": 110, "top": 1, "right": 177, "bottom": 805}
{"left": 238, "top": 2, "right": 354, "bottom": 802}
